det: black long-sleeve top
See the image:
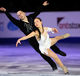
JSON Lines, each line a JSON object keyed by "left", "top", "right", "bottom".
{"left": 4, "top": 6, "right": 44, "bottom": 36}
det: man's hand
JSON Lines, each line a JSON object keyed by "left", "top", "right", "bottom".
{"left": 16, "top": 39, "right": 21, "bottom": 47}
{"left": 43, "top": 1, "right": 49, "bottom": 6}
{"left": 0, "top": 7, "right": 6, "bottom": 12}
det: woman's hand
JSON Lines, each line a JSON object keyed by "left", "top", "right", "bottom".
{"left": 16, "top": 39, "right": 21, "bottom": 47}
{"left": 53, "top": 28, "right": 58, "bottom": 33}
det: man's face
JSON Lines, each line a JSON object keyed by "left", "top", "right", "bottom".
{"left": 17, "top": 11, "right": 26, "bottom": 20}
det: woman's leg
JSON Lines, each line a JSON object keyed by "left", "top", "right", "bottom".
{"left": 50, "top": 33, "right": 70, "bottom": 46}
{"left": 45, "top": 49, "right": 68, "bottom": 74}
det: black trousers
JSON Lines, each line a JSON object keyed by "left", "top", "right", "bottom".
{"left": 28, "top": 37, "right": 62, "bottom": 70}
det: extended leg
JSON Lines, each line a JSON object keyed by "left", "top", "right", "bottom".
{"left": 50, "top": 33, "right": 70, "bottom": 56}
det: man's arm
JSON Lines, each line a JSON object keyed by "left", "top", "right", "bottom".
{"left": 0, "top": 7, "right": 20, "bottom": 26}
{"left": 28, "top": 1, "right": 49, "bottom": 19}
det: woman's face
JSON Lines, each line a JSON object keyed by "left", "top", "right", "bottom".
{"left": 34, "top": 18, "right": 42, "bottom": 28}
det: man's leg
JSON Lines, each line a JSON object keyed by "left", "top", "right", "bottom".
{"left": 50, "top": 44, "right": 66, "bottom": 56}
{"left": 28, "top": 37, "right": 57, "bottom": 71}
{"left": 39, "top": 53, "right": 57, "bottom": 70}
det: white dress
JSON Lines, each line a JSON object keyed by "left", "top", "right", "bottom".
{"left": 37, "top": 28, "right": 54, "bottom": 55}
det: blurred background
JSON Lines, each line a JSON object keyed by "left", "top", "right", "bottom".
{"left": 0, "top": 0, "right": 80, "bottom": 12}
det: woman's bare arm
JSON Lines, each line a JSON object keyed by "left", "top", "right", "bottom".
{"left": 16, "top": 31, "right": 36, "bottom": 47}
{"left": 44, "top": 27, "right": 58, "bottom": 33}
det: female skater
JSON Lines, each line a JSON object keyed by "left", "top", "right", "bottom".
{"left": 16, "top": 17, "right": 70, "bottom": 74}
